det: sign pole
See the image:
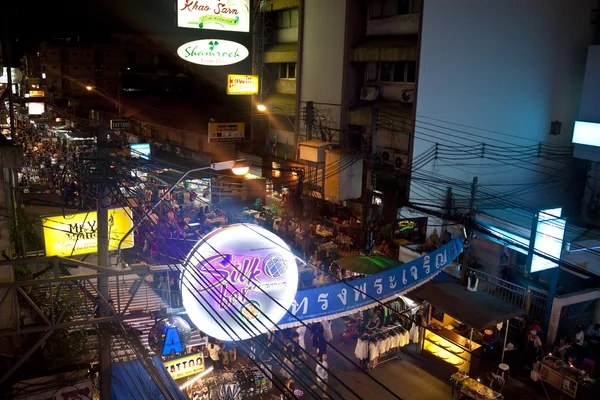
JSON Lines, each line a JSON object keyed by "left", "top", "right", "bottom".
{"left": 96, "top": 125, "right": 112, "bottom": 400}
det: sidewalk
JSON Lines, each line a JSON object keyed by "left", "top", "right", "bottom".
{"left": 309, "top": 319, "right": 565, "bottom": 400}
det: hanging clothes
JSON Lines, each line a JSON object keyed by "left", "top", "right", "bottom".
{"left": 409, "top": 323, "right": 420, "bottom": 344}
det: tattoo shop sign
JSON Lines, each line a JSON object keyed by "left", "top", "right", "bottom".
{"left": 278, "top": 237, "right": 464, "bottom": 325}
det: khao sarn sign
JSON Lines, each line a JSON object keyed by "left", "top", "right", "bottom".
{"left": 42, "top": 208, "right": 134, "bottom": 257}
{"left": 177, "top": 0, "right": 250, "bottom": 32}
{"left": 177, "top": 39, "right": 249, "bottom": 66}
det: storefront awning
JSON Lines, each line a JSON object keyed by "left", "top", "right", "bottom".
{"left": 264, "top": 43, "right": 298, "bottom": 63}
{"left": 112, "top": 356, "right": 188, "bottom": 400}
{"left": 335, "top": 255, "right": 401, "bottom": 275}
{"left": 351, "top": 35, "right": 418, "bottom": 62}
{"left": 414, "top": 282, "right": 525, "bottom": 331}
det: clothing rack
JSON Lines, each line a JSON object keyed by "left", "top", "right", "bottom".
{"left": 354, "top": 324, "right": 409, "bottom": 370}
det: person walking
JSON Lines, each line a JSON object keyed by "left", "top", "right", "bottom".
{"left": 208, "top": 341, "right": 223, "bottom": 370}
{"left": 315, "top": 353, "right": 329, "bottom": 398}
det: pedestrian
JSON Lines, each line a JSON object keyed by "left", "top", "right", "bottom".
{"left": 311, "top": 323, "right": 327, "bottom": 357}
{"left": 527, "top": 330, "right": 543, "bottom": 365}
{"left": 207, "top": 341, "right": 223, "bottom": 370}
{"left": 315, "top": 353, "right": 329, "bottom": 397}
{"left": 323, "top": 320, "right": 333, "bottom": 342}
{"left": 297, "top": 325, "right": 307, "bottom": 350}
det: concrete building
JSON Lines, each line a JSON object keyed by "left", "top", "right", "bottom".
{"left": 253, "top": 0, "right": 418, "bottom": 220}
{"left": 36, "top": 35, "right": 160, "bottom": 99}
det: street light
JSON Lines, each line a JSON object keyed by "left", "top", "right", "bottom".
{"left": 86, "top": 85, "right": 121, "bottom": 118}
{"left": 116, "top": 159, "right": 250, "bottom": 254}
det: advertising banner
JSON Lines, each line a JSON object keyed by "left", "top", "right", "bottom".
{"left": 164, "top": 354, "right": 205, "bottom": 380}
{"left": 29, "top": 90, "right": 45, "bottom": 97}
{"left": 277, "top": 237, "right": 464, "bottom": 326}
{"left": 42, "top": 208, "right": 134, "bottom": 257}
{"left": 208, "top": 122, "right": 245, "bottom": 143}
{"left": 177, "top": 0, "right": 250, "bottom": 32}
{"left": 227, "top": 74, "right": 259, "bottom": 95}
{"left": 177, "top": 39, "right": 249, "bottom": 66}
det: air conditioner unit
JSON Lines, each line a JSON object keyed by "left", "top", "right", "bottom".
{"left": 400, "top": 89, "right": 415, "bottom": 103}
{"left": 378, "top": 148, "right": 395, "bottom": 165}
{"left": 360, "top": 86, "right": 379, "bottom": 101}
{"left": 394, "top": 152, "right": 409, "bottom": 170}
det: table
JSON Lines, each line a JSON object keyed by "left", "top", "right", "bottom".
{"left": 242, "top": 209, "right": 259, "bottom": 216}
{"left": 450, "top": 372, "right": 502, "bottom": 399}
{"left": 316, "top": 229, "right": 334, "bottom": 238}
{"left": 206, "top": 217, "right": 227, "bottom": 225}
{"left": 539, "top": 359, "right": 594, "bottom": 398}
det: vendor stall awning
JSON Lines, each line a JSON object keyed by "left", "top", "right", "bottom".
{"left": 351, "top": 35, "right": 418, "bottom": 62}
{"left": 264, "top": 43, "right": 298, "bottom": 63}
{"left": 112, "top": 356, "right": 188, "bottom": 400}
{"left": 335, "top": 255, "right": 401, "bottom": 275}
{"left": 414, "top": 282, "right": 525, "bottom": 330}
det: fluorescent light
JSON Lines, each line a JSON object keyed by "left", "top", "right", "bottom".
{"left": 573, "top": 121, "right": 600, "bottom": 146}
{"left": 179, "top": 366, "right": 214, "bottom": 390}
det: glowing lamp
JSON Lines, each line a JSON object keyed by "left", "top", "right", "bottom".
{"left": 231, "top": 160, "right": 250, "bottom": 176}
{"left": 256, "top": 104, "right": 268, "bottom": 112}
{"left": 181, "top": 224, "right": 298, "bottom": 341}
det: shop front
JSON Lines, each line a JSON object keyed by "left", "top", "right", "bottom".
{"left": 415, "top": 282, "right": 525, "bottom": 376}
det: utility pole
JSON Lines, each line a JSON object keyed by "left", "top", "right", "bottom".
{"left": 302, "top": 103, "right": 315, "bottom": 258}
{"left": 97, "top": 125, "right": 112, "bottom": 400}
{"left": 460, "top": 176, "right": 478, "bottom": 285}
{"left": 305, "top": 101, "right": 313, "bottom": 141}
{"left": 441, "top": 187, "right": 453, "bottom": 233}
{"left": 363, "top": 106, "right": 379, "bottom": 254}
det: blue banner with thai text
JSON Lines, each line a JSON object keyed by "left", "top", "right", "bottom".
{"left": 278, "top": 237, "right": 464, "bottom": 325}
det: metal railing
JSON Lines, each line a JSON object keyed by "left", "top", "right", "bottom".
{"left": 468, "top": 267, "right": 528, "bottom": 309}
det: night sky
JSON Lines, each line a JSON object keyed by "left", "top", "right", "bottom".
{"left": 4, "top": 0, "right": 181, "bottom": 57}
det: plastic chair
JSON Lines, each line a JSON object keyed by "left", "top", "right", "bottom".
{"left": 497, "top": 363, "right": 510, "bottom": 379}
{"left": 582, "top": 359, "right": 595, "bottom": 376}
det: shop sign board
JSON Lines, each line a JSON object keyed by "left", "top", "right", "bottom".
{"left": 227, "top": 74, "right": 259, "bottom": 95}
{"left": 164, "top": 354, "right": 205, "bottom": 380}
{"left": 208, "top": 122, "right": 245, "bottom": 142}
{"left": 28, "top": 102, "right": 45, "bottom": 115}
{"left": 130, "top": 143, "right": 151, "bottom": 160}
{"left": 181, "top": 224, "right": 299, "bottom": 341}
{"left": 29, "top": 90, "right": 45, "bottom": 97}
{"left": 42, "top": 208, "right": 134, "bottom": 257}
{"left": 177, "top": 0, "right": 250, "bottom": 32}
{"left": 177, "top": 39, "right": 249, "bottom": 66}
{"left": 110, "top": 119, "right": 129, "bottom": 130}
{"left": 278, "top": 237, "right": 464, "bottom": 326}
{"left": 0, "top": 67, "right": 23, "bottom": 84}
{"left": 530, "top": 208, "right": 566, "bottom": 273}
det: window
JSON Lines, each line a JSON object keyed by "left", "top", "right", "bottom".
{"left": 279, "top": 63, "right": 296, "bottom": 79}
{"left": 366, "top": 61, "right": 416, "bottom": 83}
{"left": 276, "top": 9, "right": 299, "bottom": 29}
{"left": 369, "top": 0, "right": 421, "bottom": 19}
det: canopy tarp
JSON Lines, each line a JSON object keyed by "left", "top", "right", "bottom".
{"left": 414, "top": 282, "right": 525, "bottom": 330}
{"left": 335, "top": 255, "right": 402, "bottom": 275}
{"left": 112, "top": 356, "right": 187, "bottom": 400}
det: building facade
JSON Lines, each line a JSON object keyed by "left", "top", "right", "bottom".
{"left": 36, "top": 35, "right": 160, "bottom": 100}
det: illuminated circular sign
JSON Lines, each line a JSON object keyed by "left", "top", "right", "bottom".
{"left": 181, "top": 224, "right": 298, "bottom": 341}
{"left": 176, "top": 39, "right": 249, "bottom": 66}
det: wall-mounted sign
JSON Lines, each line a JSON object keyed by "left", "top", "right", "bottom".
{"left": 177, "top": 39, "right": 249, "bottom": 66}
{"left": 164, "top": 354, "right": 205, "bottom": 380}
{"left": 42, "top": 208, "right": 134, "bottom": 257}
{"left": 130, "top": 143, "right": 151, "bottom": 160}
{"left": 29, "top": 90, "right": 45, "bottom": 97}
{"left": 110, "top": 119, "right": 130, "bottom": 130}
{"left": 530, "top": 208, "right": 566, "bottom": 273}
{"left": 0, "top": 68, "right": 23, "bottom": 84}
{"left": 208, "top": 122, "right": 245, "bottom": 143}
{"left": 177, "top": 0, "right": 250, "bottom": 32}
{"left": 181, "top": 224, "right": 299, "bottom": 341}
{"left": 27, "top": 102, "right": 45, "bottom": 115}
{"left": 227, "top": 74, "right": 259, "bottom": 95}
{"left": 148, "top": 317, "right": 192, "bottom": 356}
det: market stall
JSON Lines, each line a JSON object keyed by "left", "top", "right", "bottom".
{"left": 538, "top": 356, "right": 595, "bottom": 398}
{"left": 183, "top": 365, "right": 273, "bottom": 399}
{"left": 450, "top": 371, "right": 503, "bottom": 399}
{"left": 415, "top": 282, "right": 524, "bottom": 375}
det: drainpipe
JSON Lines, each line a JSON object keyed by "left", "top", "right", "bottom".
{"left": 295, "top": 0, "right": 306, "bottom": 152}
